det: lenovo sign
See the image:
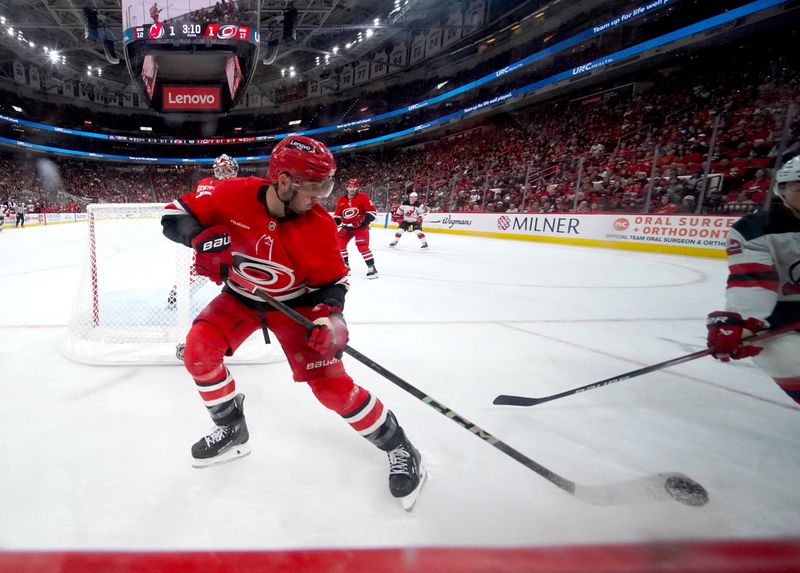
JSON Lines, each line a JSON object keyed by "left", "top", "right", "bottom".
{"left": 162, "top": 86, "right": 221, "bottom": 111}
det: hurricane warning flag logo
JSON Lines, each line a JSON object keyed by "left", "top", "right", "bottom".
{"left": 497, "top": 215, "right": 511, "bottom": 230}
{"left": 148, "top": 23, "right": 165, "bottom": 39}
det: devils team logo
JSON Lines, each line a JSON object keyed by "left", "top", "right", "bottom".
{"left": 217, "top": 25, "right": 238, "bottom": 39}
{"left": 613, "top": 218, "right": 629, "bottom": 231}
{"left": 497, "top": 215, "right": 510, "bottom": 231}
{"left": 148, "top": 23, "right": 165, "bottom": 39}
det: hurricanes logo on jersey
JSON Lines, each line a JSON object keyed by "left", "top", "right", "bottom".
{"left": 341, "top": 207, "right": 361, "bottom": 225}
{"left": 230, "top": 253, "right": 296, "bottom": 295}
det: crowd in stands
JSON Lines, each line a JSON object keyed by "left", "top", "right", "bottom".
{"left": 1, "top": 33, "right": 798, "bottom": 218}
{"left": 335, "top": 43, "right": 799, "bottom": 215}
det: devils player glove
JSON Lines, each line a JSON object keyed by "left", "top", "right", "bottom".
{"left": 191, "top": 226, "right": 231, "bottom": 285}
{"left": 706, "top": 311, "right": 768, "bottom": 362}
{"left": 306, "top": 303, "right": 349, "bottom": 359}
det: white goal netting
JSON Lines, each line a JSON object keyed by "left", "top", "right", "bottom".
{"left": 64, "top": 203, "right": 283, "bottom": 365}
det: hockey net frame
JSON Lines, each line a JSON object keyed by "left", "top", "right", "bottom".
{"left": 63, "top": 203, "right": 282, "bottom": 366}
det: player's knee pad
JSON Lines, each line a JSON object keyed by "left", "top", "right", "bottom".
{"left": 307, "top": 374, "right": 366, "bottom": 414}
{"left": 183, "top": 320, "right": 229, "bottom": 381}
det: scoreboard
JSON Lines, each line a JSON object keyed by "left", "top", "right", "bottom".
{"left": 122, "top": 0, "right": 259, "bottom": 112}
{"left": 124, "top": 22, "right": 259, "bottom": 44}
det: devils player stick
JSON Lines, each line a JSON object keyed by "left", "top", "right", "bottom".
{"left": 493, "top": 321, "right": 800, "bottom": 407}
{"left": 228, "top": 273, "right": 709, "bottom": 507}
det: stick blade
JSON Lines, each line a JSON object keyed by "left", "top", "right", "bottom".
{"left": 493, "top": 394, "right": 541, "bottom": 406}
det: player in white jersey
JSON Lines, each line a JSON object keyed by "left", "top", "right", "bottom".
{"left": 706, "top": 155, "right": 800, "bottom": 405}
{"left": 389, "top": 192, "right": 429, "bottom": 248}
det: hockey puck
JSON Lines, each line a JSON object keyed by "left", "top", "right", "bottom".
{"left": 664, "top": 475, "right": 709, "bottom": 507}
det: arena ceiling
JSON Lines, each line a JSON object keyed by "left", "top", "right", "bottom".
{"left": 0, "top": 0, "right": 539, "bottom": 95}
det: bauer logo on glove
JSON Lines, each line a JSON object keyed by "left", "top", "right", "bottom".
{"left": 706, "top": 311, "right": 768, "bottom": 361}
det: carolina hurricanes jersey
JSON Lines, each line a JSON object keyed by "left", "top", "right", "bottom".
{"left": 334, "top": 193, "right": 376, "bottom": 226}
{"left": 395, "top": 201, "right": 428, "bottom": 223}
{"left": 163, "top": 176, "right": 348, "bottom": 305}
{"left": 724, "top": 202, "right": 800, "bottom": 328}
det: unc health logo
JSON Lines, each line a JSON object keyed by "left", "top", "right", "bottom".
{"left": 148, "top": 23, "right": 165, "bottom": 39}
{"left": 231, "top": 253, "right": 296, "bottom": 295}
{"left": 497, "top": 215, "right": 511, "bottom": 230}
{"left": 613, "top": 218, "right": 629, "bottom": 232}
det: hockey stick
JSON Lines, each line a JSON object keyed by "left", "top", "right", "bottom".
{"left": 494, "top": 321, "right": 800, "bottom": 407}
{"left": 228, "top": 273, "right": 709, "bottom": 507}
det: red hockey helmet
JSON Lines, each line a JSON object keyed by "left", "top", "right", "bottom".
{"left": 346, "top": 178, "right": 360, "bottom": 188}
{"left": 267, "top": 136, "right": 336, "bottom": 197}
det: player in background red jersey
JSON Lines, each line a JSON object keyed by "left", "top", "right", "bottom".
{"left": 333, "top": 178, "right": 379, "bottom": 279}
{"left": 161, "top": 136, "right": 426, "bottom": 510}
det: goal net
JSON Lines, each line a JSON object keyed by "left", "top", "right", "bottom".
{"left": 64, "top": 203, "right": 283, "bottom": 365}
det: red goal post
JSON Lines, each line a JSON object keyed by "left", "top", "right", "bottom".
{"left": 63, "top": 203, "right": 281, "bottom": 365}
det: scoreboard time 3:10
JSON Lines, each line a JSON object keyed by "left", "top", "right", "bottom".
{"left": 130, "top": 22, "right": 258, "bottom": 43}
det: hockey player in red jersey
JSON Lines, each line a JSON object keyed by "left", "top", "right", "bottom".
{"left": 390, "top": 191, "right": 429, "bottom": 248}
{"left": 161, "top": 136, "right": 426, "bottom": 509}
{"left": 333, "top": 178, "right": 379, "bottom": 279}
{"left": 707, "top": 155, "right": 800, "bottom": 405}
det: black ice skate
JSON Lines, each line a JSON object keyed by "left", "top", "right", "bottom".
{"left": 191, "top": 394, "right": 250, "bottom": 468}
{"left": 420, "top": 243, "right": 429, "bottom": 249}
{"left": 366, "top": 266, "right": 379, "bottom": 279}
{"left": 387, "top": 438, "right": 427, "bottom": 511}
{"left": 389, "top": 240, "right": 398, "bottom": 247}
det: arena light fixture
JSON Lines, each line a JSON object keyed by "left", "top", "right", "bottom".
{"left": 366, "top": 29, "right": 373, "bottom": 38}
{"left": 49, "top": 50, "right": 60, "bottom": 63}
{"left": 11, "top": 105, "right": 23, "bottom": 112}
{"left": 7, "top": 27, "right": 13, "bottom": 35}
{"left": 140, "top": 126, "right": 153, "bottom": 132}
{"left": 288, "top": 119, "right": 301, "bottom": 125}
{"left": 28, "top": 41, "right": 34, "bottom": 48}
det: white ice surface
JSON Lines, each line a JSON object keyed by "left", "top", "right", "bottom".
{"left": 1, "top": 223, "right": 798, "bottom": 550}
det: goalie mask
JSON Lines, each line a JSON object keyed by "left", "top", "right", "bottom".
{"left": 213, "top": 154, "right": 239, "bottom": 180}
